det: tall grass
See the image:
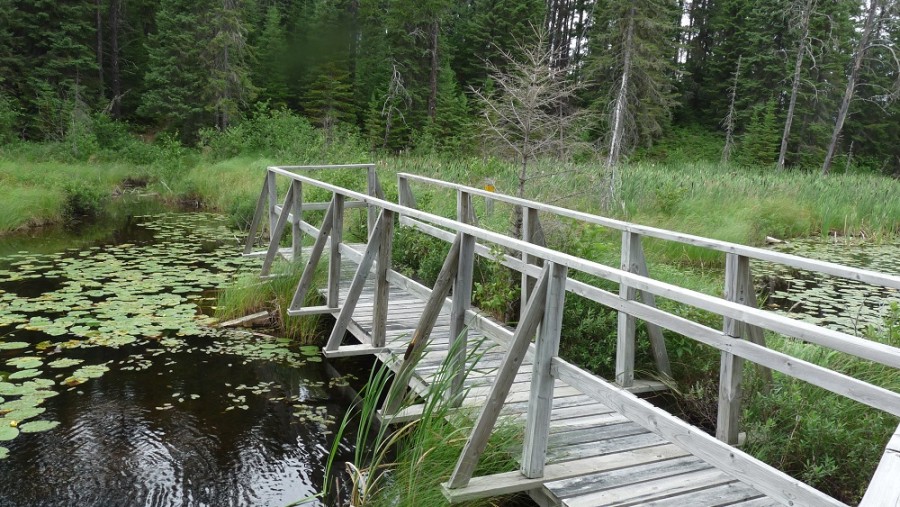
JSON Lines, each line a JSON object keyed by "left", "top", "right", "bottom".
{"left": 318, "top": 336, "right": 524, "bottom": 507}
{"left": 215, "top": 261, "right": 326, "bottom": 344}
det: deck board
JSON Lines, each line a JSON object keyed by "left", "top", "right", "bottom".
{"left": 282, "top": 243, "right": 785, "bottom": 507}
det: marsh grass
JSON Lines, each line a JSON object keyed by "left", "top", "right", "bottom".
{"left": 215, "top": 261, "right": 326, "bottom": 344}
{"left": 319, "top": 335, "right": 524, "bottom": 507}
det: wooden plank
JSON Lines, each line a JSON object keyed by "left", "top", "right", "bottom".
{"left": 327, "top": 193, "right": 344, "bottom": 308}
{"left": 398, "top": 175, "right": 417, "bottom": 208}
{"left": 324, "top": 210, "right": 388, "bottom": 351}
{"left": 286, "top": 305, "right": 340, "bottom": 317}
{"left": 323, "top": 344, "right": 391, "bottom": 358}
{"left": 448, "top": 266, "right": 551, "bottom": 489}
{"left": 261, "top": 184, "right": 295, "bottom": 277}
{"left": 629, "top": 481, "right": 764, "bottom": 507}
{"left": 718, "top": 253, "right": 748, "bottom": 444}
{"left": 290, "top": 180, "right": 303, "bottom": 262}
{"left": 266, "top": 169, "right": 278, "bottom": 238}
{"left": 563, "top": 468, "right": 733, "bottom": 507}
{"left": 860, "top": 423, "right": 900, "bottom": 506}
{"left": 449, "top": 191, "right": 476, "bottom": 402}
{"left": 371, "top": 210, "right": 394, "bottom": 348}
{"left": 616, "top": 231, "right": 639, "bottom": 387}
{"left": 395, "top": 172, "right": 900, "bottom": 291}
{"left": 631, "top": 238, "right": 672, "bottom": 378}
{"left": 551, "top": 357, "right": 847, "bottom": 507}
{"left": 442, "top": 444, "right": 690, "bottom": 503}
{"left": 521, "top": 207, "right": 545, "bottom": 321}
{"left": 522, "top": 262, "right": 568, "bottom": 478}
{"left": 546, "top": 455, "right": 706, "bottom": 499}
{"left": 243, "top": 176, "right": 269, "bottom": 255}
{"left": 287, "top": 200, "right": 335, "bottom": 311}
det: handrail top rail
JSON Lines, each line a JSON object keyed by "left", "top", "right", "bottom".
{"left": 266, "top": 165, "right": 900, "bottom": 371}
{"left": 275, "top": 163, "right": 376, "bottom": 170}
{"left": 397, "top": 172, "right": 900, "bottom": 291}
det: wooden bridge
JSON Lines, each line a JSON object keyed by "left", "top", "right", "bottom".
{"left": 243, "top": 164, "right": 900, "bottom": 506}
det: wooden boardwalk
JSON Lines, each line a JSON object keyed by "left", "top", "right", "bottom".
{"left": 244, "top": 164, "right": 900, "bottom": 507}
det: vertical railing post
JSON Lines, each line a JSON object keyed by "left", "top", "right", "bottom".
{"left": 521, "top": 207, "right": 543, "bottom": 321}
{"left": 327, "top": 193, "right": 345, "bottom": 309}
{"left": 366, "top": 165, "right": 382, "bottom": 236}
{"left": 372, "top": 209, "right": 394, "bottom": 348}
{"left": 717, "top": 253, "right": 750, "bottom": 444}
{"left": 397, "top": 174, "right": 417, "bottom": 209}
{"left": 521, "top": 262, "right": 567, "bottom": 478}
{"left": 616, "top": 231, "right": 639, "bottom": 387}
{"left": 290, "top": 179, "right": 302, "bottom": 263}
{"left": 266, "top": 169, "right": 278, "bottom": 240}
{"left": 449, "top": 190, "right": 475, "bottom": 404}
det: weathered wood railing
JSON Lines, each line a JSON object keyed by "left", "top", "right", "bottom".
{"left": 245, "top": 165, "right": 900, "bottom": 506}
{"left": 397, "top": 171, "right": 900, "bottom": 445}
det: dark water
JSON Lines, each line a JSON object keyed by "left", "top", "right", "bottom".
{"left": 0, "top": 208, "right": 364, "bottom": 507}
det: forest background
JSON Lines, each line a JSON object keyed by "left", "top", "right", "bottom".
{"left": 0, "top": 0, "right": 898, "bottom": 176}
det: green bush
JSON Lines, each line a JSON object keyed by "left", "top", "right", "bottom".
{"left": 62, "top": 181, "right": 106, "bottom": 219}
{"left": 0, "top": 93, "right": 18, "bottom": 144}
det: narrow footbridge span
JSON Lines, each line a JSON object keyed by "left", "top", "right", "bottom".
{"left": 244, "top": 164, "right": 900, "bottom": 507}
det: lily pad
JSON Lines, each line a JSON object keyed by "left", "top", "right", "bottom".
{"left": 19, "top": 420, "right": 59, "bottom": 434}
{"left": 47, "top": 358, "right": 83, "bottom": 369}
{"left": 0, "top": 342, "right": 29, "bottom": 351}
{"left": 0, "top": 446, "right": 7, "bottom": 459}
{"left": 4, "top": 407, "right": 45, "bottom": 421}
{"left": 0, "top": 425, "right": 18, "bottom": 441}
{"left": 8, "top": 369, "right": 42, "bottom": 380}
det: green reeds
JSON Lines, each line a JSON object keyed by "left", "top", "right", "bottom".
{"left": 215, "top": 261, "right": 326, "bottom": 344}
{"left": 318, "top": 333, "right": 523, "bottom": 507}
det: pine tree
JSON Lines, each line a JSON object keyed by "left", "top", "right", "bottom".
{"left": 138, "top": 0, "right": 209, "bottom": 136}
{"left": 421, "top": 63, "right": 471, "bottom": 151}
{"left": 304, "top": 62, "right": 357, "bottom": 144}
{"left": 252, "top": 6, "right": 290, "bottom": 108}
{"left": 587, "top": 0, "right": 680, "bottom": 164}
{"left": 737, "top": 99, "right": 780, "bottom": 167}
{"left": 206, "top": 0, "right": 255, "bottom": 130}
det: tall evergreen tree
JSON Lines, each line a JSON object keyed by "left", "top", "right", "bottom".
{"left": 206, "top": 0, "right": 255, "bottom": 130}
{"left": 252, "top": 6, "right": 290, "bottom": 108}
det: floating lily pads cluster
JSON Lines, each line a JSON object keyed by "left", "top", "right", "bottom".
{"left": 754, "top": 239, "right": 900, "bottom": 335}
{"left": 0, "top": 213, "right": 338, "bottom": 457}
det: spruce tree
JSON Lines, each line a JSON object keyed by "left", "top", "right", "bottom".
{"left": 138, "top": 0, "right": 209, "bottom": 136}
{"left": 252, "top": 6, "right": 290, "bottom": 108}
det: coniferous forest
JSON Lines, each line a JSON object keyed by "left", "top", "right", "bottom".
{"left": 0, "top": 0, "right": 898, "bottom": 174}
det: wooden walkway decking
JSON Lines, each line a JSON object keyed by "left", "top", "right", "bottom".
{"left": 299, "top": 244, "right": 781, "bottom": 507}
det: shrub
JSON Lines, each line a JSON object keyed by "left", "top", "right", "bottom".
{"left": 62, "top": 181, "right": 106, "bottom": 220}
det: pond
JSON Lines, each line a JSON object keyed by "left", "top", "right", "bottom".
{"left": 0, "top": 210, "right": 361, "bottom": 506}
{"left": 754, "top": 238, "right": 900, "bottom": 336}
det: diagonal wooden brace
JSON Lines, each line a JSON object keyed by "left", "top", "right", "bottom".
{"left": 261, "top": 184, "right": 295, "bottom": 277}
{"left": 243, "top": 176, "right": 270, "bottom": 255}
{"left": 324, "top": 209, "right": 393, "bottom": 352}
{"left": 447, "top": 265, "right": 552, "bottom": 489}
{"left": 288, "top": 198, "right": 336, "bottom": 312}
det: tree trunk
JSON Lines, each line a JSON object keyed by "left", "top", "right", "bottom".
{"left": 428, "top": 20, "right": 439, "bottom": 120}
{"left": 822, "top": 0, "right": 880, "bottom": 175}
{"left": 778, "top": 0, "right": 814, "bottom": 171}
{"left": 722, "top": 55, "right": 741, "bottom": 164}
{"left": 108, "top": 0, "right": 122, "bottom": 117}
{"left": 607, "top": 9, "right": 634, "bottom": 168}
{"left": 96, "top": 0, "right": 104, "bottom": 99}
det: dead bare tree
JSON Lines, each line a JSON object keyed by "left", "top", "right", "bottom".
{"left": 471, "top": 28, "right": 588, "bottom": 238}
{"left": 821, "top": 0, "right": 892, "bottom": 175}
{"left": 722, "top": 55, "right": 742, "bottom": 164}
{"left": 379, "top": 62, "right": 412, "bottom": 150}
{"left": 777, "top": 0, "right": 816, "bottom": 171}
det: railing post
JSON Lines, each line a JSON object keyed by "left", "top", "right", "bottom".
{"left": 327, "top": 193, "right": 345, "bottom": 309}
{"left": 521, "top": 262, "right": 567, "bottom": 478}
{"left": 521, "top": 207, "right": 545, "bottom": 322}
{"left": 261, "top": 183, "right": 295, "bottom": 277}
{"left": 290, "top": 179, "right": 302, "bottom": 263}
{"left": 266, "top": 169, "right": 278, "bottom": 240}
{"left": 243, "top": 175, "right": 270, "bottom": 255}
{"left": 616, "top": 231, "right": 639, "bottom": 387}
{"left": 366, "top": 165, "right": 383, "bottom": 236}
{"left": 397, "top": 174, "right": 417, "bottom": 209}
{"left": 449, "top": 190, "right": 475, "bottom": 404}
{"left": 717, "top": 253, "right": 750, "bottom": 444}
{"left": 372, "top": 209, "right": 394, "bottom": 348}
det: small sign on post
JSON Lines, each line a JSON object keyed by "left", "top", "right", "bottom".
{"left": 483, "top": 179, "right": 496, "bottom": 217}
